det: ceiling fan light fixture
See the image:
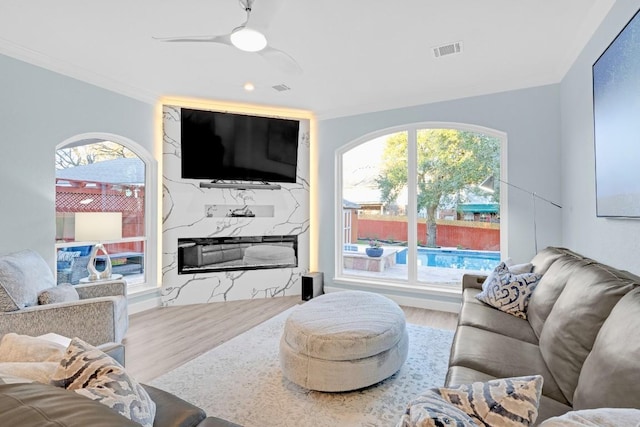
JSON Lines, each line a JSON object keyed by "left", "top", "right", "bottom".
{"left": 230, "top": 27, "right": 267, "bottom": 52}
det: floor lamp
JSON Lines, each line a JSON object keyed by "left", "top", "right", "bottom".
{"left": 75, "top": 212, "right": 123, "bottom": 281}
{"left": 479, "top": 176, "right": 562, "bottom": 254}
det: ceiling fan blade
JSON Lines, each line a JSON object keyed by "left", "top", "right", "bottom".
{"left": 153, "top": 34, "right": 231, "bottom": 45}
{"left": 258, "top": 45, "right": 302, "bottom": 74}
{"left": 246, "top": 0, "right": 287, "bottom": 32}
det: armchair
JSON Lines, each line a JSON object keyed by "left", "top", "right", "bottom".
{"left": 0, "top": 249, "right": 128, "bottom": 346}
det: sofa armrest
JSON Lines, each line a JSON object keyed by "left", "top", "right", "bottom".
{"left": 142, "top": 384, "right": 207, "bottom": 427}
{"left": 97, "top": 342, "right": 126, "bottom": 366}
{"left": 462, "top": 274, "right": 487, "bottom": 290}
{"left": 0, "top": 296, "right": 128, "bottom": 345}
{"left": 0, "top": 383, "right": 141, "bottom": 426}
{"left": 75, "top": 279, "right": 127, "bottom": 299}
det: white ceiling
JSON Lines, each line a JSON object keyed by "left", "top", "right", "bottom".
{"left": 0, "top": 0, "right": 615, "bottom": 119}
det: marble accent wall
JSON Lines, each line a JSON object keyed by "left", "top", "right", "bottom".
{"left": 161, "top": 105, "right": 310, "bottom": 305}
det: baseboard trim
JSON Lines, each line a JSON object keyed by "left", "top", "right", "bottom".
{"left": 128, "top": 291, "right": 162, "bottom": 314}
{"left": 324, "top": 285, "right": 461, "bottom": 313}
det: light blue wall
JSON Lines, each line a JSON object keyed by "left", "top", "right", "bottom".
{"left": 561, "top": 1, "right": 640, "bottom": 276}
{"left": 317, "top": 85, "right": 563, "bottom": 289}
{"left": 0, "top": 54, "right": 154, "bottom": 268}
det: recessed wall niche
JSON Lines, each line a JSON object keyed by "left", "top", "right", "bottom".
{"left": 161, "top": 104, "right": 311, "bottom": 305}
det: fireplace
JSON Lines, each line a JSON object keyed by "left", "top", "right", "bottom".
{"left": 178, "top": 235, "right": 298, "bottom": 274}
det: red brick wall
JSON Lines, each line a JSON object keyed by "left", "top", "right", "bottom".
{"left": 357, "top": 217, "right": 500, "bottom": 250}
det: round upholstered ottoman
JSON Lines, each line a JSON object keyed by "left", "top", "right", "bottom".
{"left": 279, "top": 290, "right": 409, "bottom": 392}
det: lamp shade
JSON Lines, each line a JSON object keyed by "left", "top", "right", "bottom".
{"left": 478, "top": 176, "right": 496, "bottom": 193}
{"left": 75, "top": 212, "right": 122, "bottom": 242}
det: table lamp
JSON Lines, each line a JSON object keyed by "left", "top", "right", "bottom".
{"left": 75, "top": 212, "right": 123, "bottom": 281}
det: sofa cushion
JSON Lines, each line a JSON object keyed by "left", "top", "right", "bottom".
{"left": 51, "top": 337, "right": 156, "bottom": 427}
{"left": 527, "top": 256, "right": 591, "bottom": 338}
{"left": 530, "top": 247, "right": 586, "bottom": 275}
{"left": 475, "top": 262, "right": 542, "bottom": 319}
{"left": 572, "top": 287, "right": 640, "bottom": 410}
{"left": 399, "top": 375, "right": 543, "bottom": 427}
{"left": 449, "top": 325, "right": 566, "bottom": 403}
{"left": 0, "top": 383, "right": 140, "bottom": 426}
{"left": 538, "top": 263, "right": 638, "bottom": 405}
{"left": 459, "top": 289, "right": 539, "bottom": 344}
{"left": 37, "top": 285, "right": 80, "bottom": 305}
{"left": 0, "top": 250, "right": 55, "bottom": 312}
{"left": 539, "top": 408, "right": 640, "bottom": 427}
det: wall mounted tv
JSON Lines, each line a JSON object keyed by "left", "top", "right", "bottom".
{"left": 180, "top": 108, "right": 300, "bottom": 183}
{"left": 593, "top": 7, "right": 640, "bottom": 218}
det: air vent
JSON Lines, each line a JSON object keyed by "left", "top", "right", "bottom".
{"left": 432, "top": 41, "right": 463, "bottom": 58}
{"left": 272, "top": 84, "right": 291, "bottom": 92}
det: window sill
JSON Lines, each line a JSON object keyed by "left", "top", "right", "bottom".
{"left": 126, "top": 282, "right": 160, "bottom": 297}
{"left": 331, "top": 275, "right": 462, "bottom": 313}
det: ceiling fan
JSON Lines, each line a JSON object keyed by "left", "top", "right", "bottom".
{"left": 154, "top": 0, "right": 301, "bottom": 74}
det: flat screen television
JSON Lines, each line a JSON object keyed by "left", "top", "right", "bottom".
{"left": 593, "top": 7, "right": 640, "bottom": 218}
{"left": 180, "top": 108, "right": 300, "bottom": 183}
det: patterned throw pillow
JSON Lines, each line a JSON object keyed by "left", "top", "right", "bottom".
{"left": 398, "top": 375, "right": 543, "bottom": 427}
{"left": 50, "top": 338, "right": 156, "bottom": 427}
{"left": 476, "top": 262, "right": 542, "bottom": 319}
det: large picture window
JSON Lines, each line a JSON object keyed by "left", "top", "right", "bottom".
{"left": 338, "top": 124, "right": 503, "bottom": 291}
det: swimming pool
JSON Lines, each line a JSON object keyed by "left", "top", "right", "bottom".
{"left": 396, "top": 248, "right": 500, "bottom": 271}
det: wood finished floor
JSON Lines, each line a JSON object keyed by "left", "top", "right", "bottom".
{"left": 124, "top": 296, "right": 458, "bottom": 383}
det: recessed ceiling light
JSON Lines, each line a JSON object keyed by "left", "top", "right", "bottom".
{"left": 244, "top": 82, "right": 255, "bottom": 92}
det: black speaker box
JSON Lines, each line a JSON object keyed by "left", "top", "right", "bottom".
{"left": 301, "top": 272, "right": 324, "bottom": 301}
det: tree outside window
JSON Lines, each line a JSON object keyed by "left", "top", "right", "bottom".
{"left": 340, "top": 127, "right": 502, "bottom": 288}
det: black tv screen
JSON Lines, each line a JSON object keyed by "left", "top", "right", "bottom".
{"left": 180, "top": 108, "right": 300, "bottom": 183}
{"left": 593, "top": 7, "right": 640, "bottom": 217}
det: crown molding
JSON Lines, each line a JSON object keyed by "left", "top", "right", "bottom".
{"left": 0, "top": 37, "right": 157, "bottom": 106}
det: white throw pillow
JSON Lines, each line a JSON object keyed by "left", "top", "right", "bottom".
{"left": 0, "top": 361, "right": 59, "bottom": 384}
{"left": 0, "top": 333, "right": 66, "bottom": 362}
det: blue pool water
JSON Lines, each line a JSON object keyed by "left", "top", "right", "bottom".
{"left": 396, "top": 248, "right": 500, "bottom": 271}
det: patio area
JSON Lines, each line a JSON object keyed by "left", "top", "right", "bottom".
{"left": 343, "top": 264, "right": 487, "bottom": 288}
{"left": 342, "top": 243, "right": 492, "bottom": 288}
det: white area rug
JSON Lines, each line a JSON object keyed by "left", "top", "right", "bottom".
{"left": 150, "top": 307, "right": 455, "bottom": 427}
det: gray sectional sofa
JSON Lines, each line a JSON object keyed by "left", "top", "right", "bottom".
{"left": 446, "top": 246, "right": 640, "bottom": 423}
{"left": 0, "top": 382, "right": 241, "bottom": 427}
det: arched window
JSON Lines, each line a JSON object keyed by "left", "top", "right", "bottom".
{"left": 55, "top": 133, "right": 156, "bottom": 289}
{"left": 337, "top": 123, "right": 505, "bottom": 291}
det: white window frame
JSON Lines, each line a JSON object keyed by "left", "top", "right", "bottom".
{"left": 55, "top": 132, "right": 158, "bottom": 292}
{"left": 334, "top": 122, "right": 507, "bottom": 293}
